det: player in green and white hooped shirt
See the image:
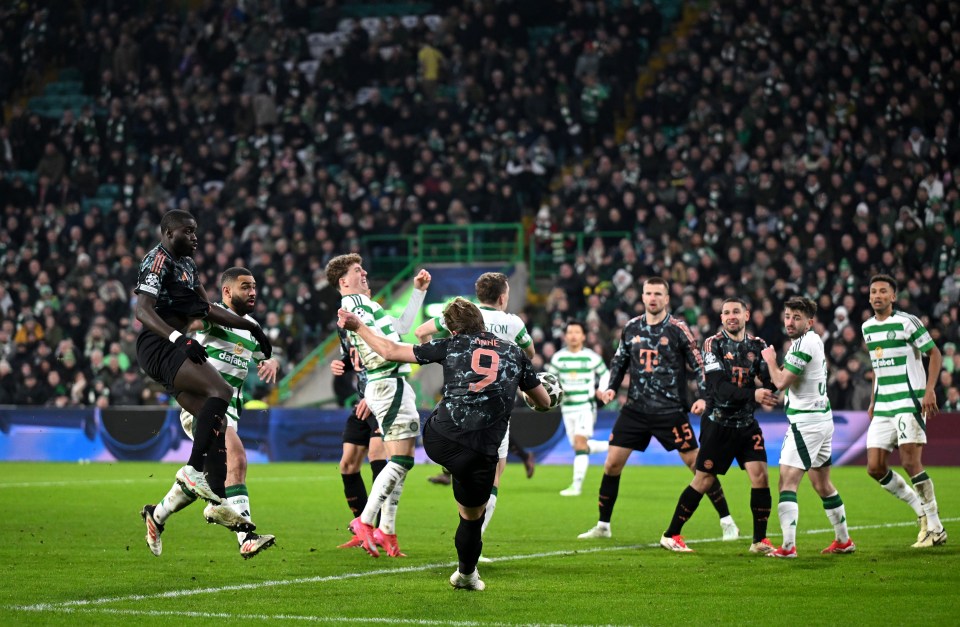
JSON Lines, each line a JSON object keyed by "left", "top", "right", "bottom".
{"left": 547, "top": 321, "right": 610, "bottom": 497}
{"left": 415, "top": 272, "right": 534, "bottom": 543}
{"left": 761, "top": 297, "right": 854, "bottom": 558}
{"left": 327, "top": 253, "right": 430, "bottom": 558}
{"left": 862, "top": 274, "right": 946, "bottom": 547}
{"left": 149, "top": 267, "right": 279, "bottom": 559}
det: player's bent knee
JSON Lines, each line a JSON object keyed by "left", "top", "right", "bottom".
{"left": 866, "top": 463, "right": 887, "bottom": 480}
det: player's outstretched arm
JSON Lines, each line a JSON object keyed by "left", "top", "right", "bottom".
{"left": 394, "top": 269, "right": 432, "bottom": 335}
{"left": 338, "top": 309, "right": 416, "bottom": 363}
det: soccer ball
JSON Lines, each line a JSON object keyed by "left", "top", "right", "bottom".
{"left": 523, "top": 372, "right": 564, "bottom": 412}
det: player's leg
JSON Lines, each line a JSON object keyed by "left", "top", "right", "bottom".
{"left": 172, "top": 359, "right": 233, "bottom": 502}
{"left": 678, "top": 447, "right": 736, "bottom": 538}
{"left": 563, "top": 406, "right": 605, "bottom": 496}
{"left": 772, "top": 464, "right": 805, "bottom": 557}
{"left": 809, "top": 466, "right": 854, "bottom": 553}
{"left": 507, "top": 433, "right": 535, "bottom": 478}
{"left": 866, "top": 418, "right": 926, "bottom": 540}
{"left": 901, "top": 441, "right": 946, "bottom": 547}
{"left": 661, "top": 469, "right": 715, "bottom": 552}
{"left": 577, "top": 444, "right": 632, "bottom": 538}
{"left": 341, "top": 409, "right": 373, "bottom": 519}
{"left": 481, "top": 455, "right": 506, "bottom": 535}
{"left": 224, "top": 425, "right": 276, "bottom": 558}
{"left": 744, "top": 461, "right": 773, "bottom": 554}
{"left": 366, "top": 431, "right": 388, "bottom": 520}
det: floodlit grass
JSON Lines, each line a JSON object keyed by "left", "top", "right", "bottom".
{"left": 2, "top": 461, "right": 958, "bottom": 625}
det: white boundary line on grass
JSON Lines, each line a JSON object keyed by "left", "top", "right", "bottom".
{"left": 12, "top": 516, "right": 956, "bottom": 620}
{"left": 0, "top": 476, "right": 332, "bottom": 489}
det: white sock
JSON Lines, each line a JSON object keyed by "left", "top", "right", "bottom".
{"left": 879, "top": 470, "right": 924, "bottom": 517}
{"left": 378, "top": 475, "right": 406, "bottom": 535}
{"left": 226, "top": 490, "right": 253, "bottom": 543}
{"left": 360, "top": 461, "right": 407, "bottom": 526}
{"left": 482, "top": 492, "right": 497, "bottom": 535}
{"left": 778, "top": 499, "right": 799, "bottom": 550}
{"left": 912, "top": 473, "right": 943, "bottom": 532}
{"left": 821, "top": 492, "right": 849, "bottom": 542}
{"left": 587, "top": 439, "right": 609, "bottom": 455}
{"left": 572, "top": 453, "right": 589, "bottom": 491}
{"left": 154, "top": 481, "right": 196, "bottom": 524}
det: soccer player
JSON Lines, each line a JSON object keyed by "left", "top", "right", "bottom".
{"left": 578, "top": 278, "right": 739, "bottom": 541}
{"left": 761, "top": 296, "right": 855, "bottom": 558}
{"left": 141, "top": 267, "right": 277, "bottom": 558}
{"left": 415, "top": 272, "right": 535, "bottom": 541}
{"left": 547, "top": 320, "right": 610, "bottom": 496}
{"left": 134, "top": 211, "right": 270, "bottom": 534}
{"left": 326, "top": 254, "right": 430, "bottom": 557}
{"left": 862, "top": 274, "right": 946, "bottom": 547}
{"left": 331, "top": 322, "right": 388, "bottom": 549}
{"left": 660, "top": 298, "right": 778, "bottom": 553}
{"left": 339, "top": 298, "right": 551, "bottom": 590}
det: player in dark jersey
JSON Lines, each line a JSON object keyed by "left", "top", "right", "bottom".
{"left": 339, "top": 298, "right": 550, "bottom": 591}
{"left": 134, "top": 210, "right": 272, "bottom": 532}
{"left": 579, "top": 278, "right": 739, "bottom": 540}
{"left": 660, "top": 297, "right": 779, "bottom": 553}
{"left": 331, "top": 324, "right": 388, "bottom": 550}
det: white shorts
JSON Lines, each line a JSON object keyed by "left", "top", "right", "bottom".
{"left": 866, "top": 414, "right": 927, "bottom": 451}
{"left": 365, "top": 377, "right": 420, "bottom": 442}
{"left": 562, "top": 404, "right": 597, "bottom": 444}
{"left": 780, "top": 420, "right": 833, "bottom": 470}
{"left": 498, "top": 423, "right": 510, "bottom": 459}
{"left": 180, "top": 410, "right": 238, "bottom": 439}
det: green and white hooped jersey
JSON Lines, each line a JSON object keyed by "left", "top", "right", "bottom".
{"left": 782, "top": 330, "right": 832, "bottom": 424}
{"left": 196, "top": 303, "right": 267, "bottom": 420}
{"left": 432, "top": 305, "right": 532, "bottom": 350}
{"left": 862, "top": 310, "right": 935, "bottom": 419}
{"left": 342, "top": 292, "right": 412, "bottom": 381}
{"left": 547, "top": 347, "right": 609, "bottom": 407}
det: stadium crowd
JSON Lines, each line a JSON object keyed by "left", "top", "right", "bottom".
{"left": 0, "top": 0, "right": 957, "bottom": 412}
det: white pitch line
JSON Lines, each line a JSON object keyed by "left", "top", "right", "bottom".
{"left": 0, "top": 476, "right": 332, "bottom": 489}
{"left": 12, "top": 516, "right": 956, "bottom": 616}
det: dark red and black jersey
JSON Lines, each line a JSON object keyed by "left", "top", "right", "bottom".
{"left": 702, "top": 329, "right": 774, "bottom": 428}
{"left": 413, "top": 331, "right": 540, "bottom": 457}
{"left": 607, "top": 314, "right": 705, "bottom": 415}
{"left": 134, "top": 243, "right": 209, "bottom": 321}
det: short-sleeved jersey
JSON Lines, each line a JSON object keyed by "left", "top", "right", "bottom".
{"left": 337, "top": 328, "right": 368, "bottom": 399}
{"left": 431, "top": 305, "right": 532, "bottom": 351}
{"left": 195, "top": 302, "right": 267, "bottom": 419}
{"left": 782, "top": 330, "right": 832, "bottom": 423}
{"left": 862, "top": 310, "right": 936, "bottom": 418}
{"left": 702, "top": 329, "right": 772, "bottom": 428}
{"left": 547, "top": 347, "right": 609, "bottom": 408}
{"left": 413, "top": 331, "right": 539, "bottom": 456}
{"left": 135, "top": 243, "right": 209, "bottom": 320}
{"left": 341, "top": 292, "right": 412, "bottom": 381}
{"left": 607, "top": 314, "right": 705, "bottom": 415}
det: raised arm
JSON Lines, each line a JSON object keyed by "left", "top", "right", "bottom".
{"left": 393, "top": 269, "right": 431, "bottom": 335}
{"left": 339, "top": 309, "right": 416, "bottom": 363}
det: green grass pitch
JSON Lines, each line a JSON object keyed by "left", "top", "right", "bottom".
{"left": 2, "top": 461, "right": 958, "bottom": 625}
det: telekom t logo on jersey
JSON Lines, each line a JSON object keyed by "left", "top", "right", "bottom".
{"left": 635, "top": 348, "right": 659, "bottom": 372}
{"left": 730, "top": 366, "right": 750, "bottom": 387}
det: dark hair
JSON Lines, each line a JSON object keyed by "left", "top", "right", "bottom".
{"left": 643, "top": 277, "right": 670, "bottom": 292}
{"left": 443, "top": 297, "right": 485, "bottom": 334}
{"left": 869, "top": 273, "right": 897, "bottom": 292}
{"left": 721, "top": 297, "right": 749, "bottom": 310}
{"left": 221, "top": 267, "right": 253, "bottom": 289}
{"left": 565, "top": 320, "right": 586, "bottom": 334}
{"left": 475, "top": 272, "right": 508, "bottom": 305}
{"left": 325, "top": 253, "right": 362, "bottom": 289}
{"left": 160, "top": 209, "right": 195, "bottom": 233}
{"left": 784, "top": 296, "right": 817, "bottom": 318}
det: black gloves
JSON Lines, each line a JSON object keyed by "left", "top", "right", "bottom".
{"left": 174, "top": 334, "right": 208, "bottom": 363}
{"left": 251, "top": 325, "right": 272, "bottom": 359}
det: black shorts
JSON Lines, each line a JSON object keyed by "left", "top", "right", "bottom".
{"left": 136, "top": 329, "right": 188, "bottom": 394}
{"left": 341, "top": 405, "right": 382, "bottom": 446}
{"left": 695, "top": 418, "right": 767, "bottom": 475}
{"left": 610, "top": 407, "right": 698, "bottom": 452}
{"left": 422, "top": 420, "right": 497, "bottom": 508}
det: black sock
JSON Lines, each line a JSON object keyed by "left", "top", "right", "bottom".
{"left": 598, "top": 473, "right": 621, "bottom": 523}
{"left": 188, "top": 397, "right": 229, "bottom": 470}
{"left": 370, "top": 459, "right": 387, "bottom": 526}
{"left": 342, "top": 472, "right": 367, "bottom": 518}
{"left": 750, "top": 487, "right": 772, "bottom": 542}
{"left": 706, "top": 479, "right": 731, "bottom": 518}
{"left": 203, "top": 415, "right": 227, "bottom": 499}
{"left": 507, "top": 436, "right": 528, "bottom": 459}
{"left": 665, "top": 485, "right": 705, "bottom": 537}
{"left": 455, "top": 515, "right": 484, "bottom": 575}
